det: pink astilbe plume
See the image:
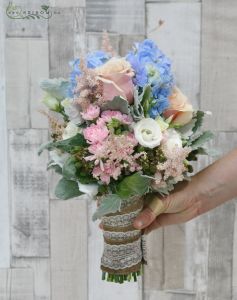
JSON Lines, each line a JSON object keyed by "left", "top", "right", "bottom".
{"left": 74, "top": 57, "right": 103, "bottom": 111}
{"left": 157, "top": 145, "right": 192, "bottom": 182}
{"left": 85, "top": 132, "right": 143, "bottom": 184}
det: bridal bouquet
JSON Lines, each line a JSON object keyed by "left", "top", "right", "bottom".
{"left": 39, "top": 37, "right": 213, "bottom": 283}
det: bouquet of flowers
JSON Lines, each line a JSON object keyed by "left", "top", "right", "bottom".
{"left": 39, "top": 36, "right": 213, "bottom": 283}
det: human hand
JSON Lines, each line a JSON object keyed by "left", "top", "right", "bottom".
{"left": 133, "top": 180, "right": 201, "bottom": 234}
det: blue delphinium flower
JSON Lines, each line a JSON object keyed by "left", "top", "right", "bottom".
{"left": 68, "top": 50, "right": 110, "bottom": 97}
{"left": 126, "top": 39, "right": 174, "bottom": 118}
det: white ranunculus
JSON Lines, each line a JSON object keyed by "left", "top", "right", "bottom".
{"left": 134, "top": 118, "right": 162, "bottom": 148}
{"left": 61, "top": 98, "right": 82, "bottom": 125}
{"left": 164, "top": 129, "right": 182, "bottom": 151}
{"left": 42, "top": 94, "right": 59, "bottom": 111}
{"left": 62, "top": 122, "right": 81, "bottom": 140}
{"left": 78, "top": 182, "right": 98, "bottom": 197}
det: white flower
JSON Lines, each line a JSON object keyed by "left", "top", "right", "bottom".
{"left": 164, "top": 129, "right": 182, "bottom": 151}
{"left": 134, "top": 118, "right": 162, "bottom": 148}
{"left": 78, "top": 182, "right": 98, "bottom": 197}
{"left": 62, "top": 122, "right": 81, "bottom": 140}
{"left": 61, "top": 98, "right": 82, "bottom": 125}
{"left": 42, "top": 93, "right": 59, "bottom": 111}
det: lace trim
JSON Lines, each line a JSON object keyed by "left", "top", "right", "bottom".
{"left": 102, "top": 207, "right": 142, "bottom": 228}
{"left": 101, "top": 239, "right": 143, "bottom": 270}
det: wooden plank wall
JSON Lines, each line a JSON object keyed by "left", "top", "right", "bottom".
{"left": 1, "top": 0, "right": 237, "bottom": 299}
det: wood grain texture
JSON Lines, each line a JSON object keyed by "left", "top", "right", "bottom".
{"left": 5, "top": 38, "right": 48, "bottom": 129}
{"left": 48, "top": 7, "right": 86, "bottom": 77}
{"left": 201, "top": 0, "right": 237, "bottom": 131}
{"left": 50, "top": 199, "right": 88, "bottom": 300}
{"left": 143, "top": 290, "right": 195, "bottom": 300}
{"left": 146, "top": 0, "right": 200, "bottom": 2}
{"left": 0, "top": 268, "right": 34, "bottom": 300}
{"left": 87, "top": 31, "right": 120, "bottom": 54}
{"left": 4, "top": 0, "right": 49, "bottom": 38}
{"left": 86, "top": 0, "right": 145, "bottom": 35}
{"left": 88, "top": 199, "right": 142, "bottom": 300}
{"left": 146, "top": 2, "right": 201, "bottom": 109}
{"left": 146, "top": 2, "right": 201, "bottom": 293}
{"left": 143, "top": 229, "right": 164, "bottom": 295}
{"left": 206, "top": 133, "right": 237, "bottom": 300}
{"left": 11, "top": 257, "right": 50, "bottom": 300}
{"left": 49, "top": 0, "right": 85, "bottom": 7}
{"left": 164, "top": 225, "right": 185, "bottom": 289}
{"left": 9, "top": 129, "right": 49, "bottom": 257}
{"left": 0, "top": 0, "right": 10, "bottom": 269}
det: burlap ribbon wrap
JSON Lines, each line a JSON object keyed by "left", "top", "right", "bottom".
{"left": 100, "top": 198, "right": 147, "bottom": 282}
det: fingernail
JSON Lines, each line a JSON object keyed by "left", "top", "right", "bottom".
{"left": 134, "top": 220, "right": 144, "bottom": 229}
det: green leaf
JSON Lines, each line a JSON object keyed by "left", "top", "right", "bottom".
{"left": 92, "top": 194, "right": 122, "bottom": 221}
{"left": 101, "top": 96, "right": 129, "bottom": 114}
{"left": 38, "top": 133, "right": 87, "bottom": 155}
{"left": 191, "top": 131, "right": 214, "bottom": 150}
{"left": 116, "top": 172, "right": 151, "bottom": 199}
{"left": 40, "top": 78, "right": 70, "bottom": 101}
{"left": 47, "top": 163, "right": 62, "bottom": 174}
{"left": 130, "top": 88, "right": 145, "bottom": 121}
{"left": 140, "top": 85, "right": 152, "bottom": 117}
{"left": 193, "top": 111, "right": 205, "bottom": 133}
{"left": 62, "top": 157, "right": 77, "bottom": 180}
{"left": 55, "top": 178, "right": 84, "bottom": 200}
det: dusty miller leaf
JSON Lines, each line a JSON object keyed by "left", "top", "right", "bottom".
{"left": 92, "top": 194, "right": 122, "bottom": 221}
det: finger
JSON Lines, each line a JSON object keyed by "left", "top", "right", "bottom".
{"left": 144, "top": 206, "right": 199, "bottom": 234}
{"left": 99, "top": 222, "right": 103, "bottom": 229}
{"left": 133, "top": 207, "right": 156, "bottom": 229}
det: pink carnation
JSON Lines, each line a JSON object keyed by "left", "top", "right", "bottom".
{"left": 101, "top": 110, "right": 133, "bottom": 125}
{"left": 81, "top": 104, "right": 100, "bottom": 120}
{"left": 83, "top": 123, "right": 109, "bottom": 144}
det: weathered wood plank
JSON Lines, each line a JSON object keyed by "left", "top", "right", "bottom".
{"left": 5, "top": 38, "right": 48, "bottom": 129}
{"left": 11, "top": 258, "right": 50, "bottom": 300}
{"left": 143, "top": 229, "right": 164, "bottom": 293}
{"left": 50, "top": 199, "right": 88, "bottom": 300}
{"left": 201, "top": 0, "right": 237, "bottom": 131}
{"left": 164, "top": 225, "right": 185, "bottom": 289}
{"left": 147, "top": 2, "right": 201, "bottom": 291}
{"left": 146, "top": 0, "right": 200, "bottom": 2}
{"left": 146, "top": 2, "right": 201, "bottom": 109}
{"left": 4, "top": 0, "right": 49, "bottom": 38}
{"left": 87, "top": 31, "right": 120, "bottom": 53}
{"left": 48, "top": 7, "right": 86, "bottom": 77}
{"left": 88, "top": 199, "right": 142, "bottom": 300}
{"left": 9, "top": 129, "right": 49, "bottom": 257}
{"left": 187, "top": 133, "right": 237, "bottom": 300}
{"left": 86, "top": 0, "right": 145, "bottom": 35}
{"left": 0, "top": 268, "right": 34, "bottom": 300}
{"left": 144, "top": 290, "right": 195, "bottom": 300}
{"left": 206, "top": 133, "right": 237, "bottom": 300}
{"left": 0, "top": 0, "right": 10, "bottom": 269}
{"left": 49, "top": 0, "right": 85, "bottom": 7}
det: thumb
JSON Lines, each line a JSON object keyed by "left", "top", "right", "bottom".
{"left": 133, "top": 207, "right": 156, "bottom": 229}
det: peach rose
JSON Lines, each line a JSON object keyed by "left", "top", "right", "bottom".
{"left": 95, "top": 58, "right": 134, "bottom": 77}
{"left": 163, "top": 87, "right": 193, "bottom": 125}
{"left": 95, "top": 58, "right": 134, "bottom": 104}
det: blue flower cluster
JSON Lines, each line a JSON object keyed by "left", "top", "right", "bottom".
{"left": 126, "top": 39, "right": 174, "bottom": 118}
{"left": 68, "top": 50, "right": 110, "bottom": 97}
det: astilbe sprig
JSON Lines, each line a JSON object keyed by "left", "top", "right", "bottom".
{"left": 74, "top": 57, "right": 104, "bottom": 111}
